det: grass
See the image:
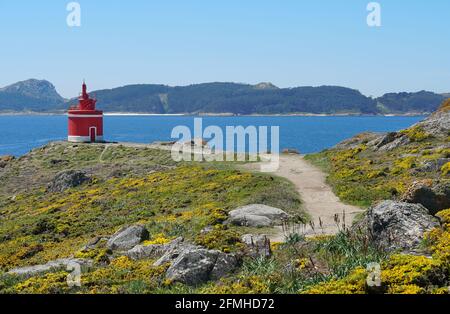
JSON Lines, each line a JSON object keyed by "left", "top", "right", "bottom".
{"left": 305, "top": 135, "right": 450, "bottom": 208}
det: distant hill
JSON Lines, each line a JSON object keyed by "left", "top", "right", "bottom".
{"left": 376, "top": 91, "right": 446, "bottom": 114}
{"left": 0, "top": 79, "right": 447, "bottom": 114}
{"left": 0, "top": 79, "right": 65, "bottom": 112}
{"left": 76, "top": 83, "right": 377, "bottom": 115}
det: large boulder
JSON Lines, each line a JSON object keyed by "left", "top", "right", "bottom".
{"left": 47, "top": 170, "right": 91, "bottom": 193}
{"left": 241, "top": 234, "right": 272, "bottom": 258}
{"left": 8, "top": 258, "right": 92, "bottom": 279}
{"left": 227, "top": 214, "right": 273, "bottom": 227}
{"left": 401, "top": 180, "right": 450, "bottom": 215}
{"left": 152, "top": 239, "right": 240, "bottom": 286}
{"left": 153, "top": 242, "right": 200, "bottom": 267}
{"left": 356, "top": 201, "right": 440, "bottom": 252}
{"left": 163, "top": 248, "right": 240, "bottom": 286}
{"left": 227, "top": 204, "right": 289, "bottom": 227}
{"left": 106, "top": 225, "right": 149, "bottom": 251}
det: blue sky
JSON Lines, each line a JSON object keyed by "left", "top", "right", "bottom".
{"left": 0, "top": 0, "right": 449, "bottom": 98}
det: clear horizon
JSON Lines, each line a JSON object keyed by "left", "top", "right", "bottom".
{"left": 1, "top": 0, "right": 449, "bottom": 98}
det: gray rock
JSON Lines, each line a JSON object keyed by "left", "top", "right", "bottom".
{"left": 150, "top": 238, "right": 240, "bottom": 285}
{"left": 47, "top": 170, "right": 91, "bottom": 193}
{"left": 376, "top": 134, "right": 410, "bottom": 152}
{"left": 419, "top": 158, "right": 450, "bottom": 173}
{"left": 227, "top": 214, "right": 272, "bottom": 227}
{"left": 414, "top": 107, "right": 450, "bottom": 138}
{"left": 372, "top": 132, "right": 398, "bottom": 149}
{"left": 164, "top": 248, "right": 240, "bottom": 286}
{"left": 401, "top": 180, "right": 450, "bottom": 215}
{"left": 106, "top": 225, "right": 149, "bottom": 251}
{"left": 210, "top": 253, "right": 240, "bottom": 281}
{"left": 227, "top": 204, "right": 289, "bottom": 227}
{"left": 153, "top": 242, "right": 200, "bottom": 267}
{"left": 336, "top": 132, "right": 380, "bottom": 150}
{"left": 126, "top": 244, "right": 164, "bottom": 260}
{"left": 165, "top": 248, "right": 218, "bottom": 285}
{"left": 8, "top": 258, "right": 92, "bottom": 279}
{"left": 241, "top": 234, "right": 272, "bottom": 258}
{"left": 356, "top": 201, "right": 440, "bottom": 253}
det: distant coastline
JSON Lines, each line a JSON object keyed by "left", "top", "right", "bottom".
{"left": 1, "top": 79, "right": 447, "bottom": 117}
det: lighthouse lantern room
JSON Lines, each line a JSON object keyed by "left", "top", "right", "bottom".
{"left": 68, "top": 81, "right": 104, "bottom": 143}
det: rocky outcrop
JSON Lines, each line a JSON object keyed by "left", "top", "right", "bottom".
{"left": 8, "top": 258, "right": 92, "bottom": 279}
{"left": 369, "top": 132, "right": 410, "bottom": 152}
{"left": 106, "top": 225, "right": 149, "bottom": 251}
{"left": 47, "top": 170, "right": 92, "bottom": 193}
{"left": 241, "top": 234, "right": 272, "bottom": 258}
{"left": 401, "top": 180, "right": 450, "bottom": 215}
{"left": 334, "top": 132, "right": 380, "bottom": 150}
{"left": 414, "top": 101, "right": 450, "bottom": 137}
{"left": 356, "top": 201, "right": 440, "bottom": 253}
{"left": 226, "top": 204, "right": 289, "bottom": 228}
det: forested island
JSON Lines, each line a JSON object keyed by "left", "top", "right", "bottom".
{"left": 0, "top": 79, "right": 446, "bottom": 115}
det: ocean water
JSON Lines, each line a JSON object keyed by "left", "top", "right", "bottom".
{"left": 0, "top": 115, "right": 425, "bottom": 157}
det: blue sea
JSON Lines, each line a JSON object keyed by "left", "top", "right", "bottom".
{"left": 0, "top": 115, "right": 425, "bottom": 157}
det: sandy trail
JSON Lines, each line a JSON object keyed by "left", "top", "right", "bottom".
{"left": 246, "top": 154, "right": 363, "bottom": 242}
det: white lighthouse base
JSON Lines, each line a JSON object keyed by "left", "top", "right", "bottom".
{"left": 68, "top": 135, "right": 104, "bottom": 143}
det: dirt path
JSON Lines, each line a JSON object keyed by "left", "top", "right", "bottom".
{"left": 246, "top": 154, "right": 364, "bottom": 242}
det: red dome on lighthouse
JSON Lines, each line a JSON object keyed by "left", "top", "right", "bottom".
{"left": 68, "top": 81, "right": 104, "bottom": 143}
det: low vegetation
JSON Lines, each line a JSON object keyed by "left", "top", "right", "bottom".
{"left": 305, "top": 131, "right": 449, "bottom": 208}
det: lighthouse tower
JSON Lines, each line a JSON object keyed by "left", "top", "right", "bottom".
{"left": 68, "top": 81, "right": 104, "bottom": 143}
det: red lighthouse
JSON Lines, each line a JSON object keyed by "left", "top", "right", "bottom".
{"left": 68, "top": 81, "right": 104, "bottom": 143}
